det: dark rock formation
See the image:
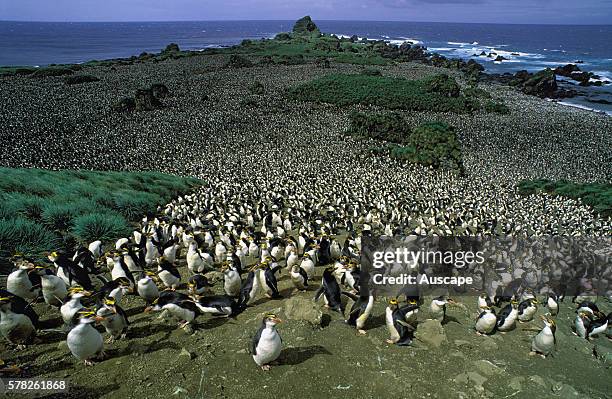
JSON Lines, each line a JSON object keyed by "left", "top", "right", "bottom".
{"left": 292, "top": 16, "right": 320, "bottom": 35}
{"left": 494, "top": 55, "right": 507, "bottom": 62}
{"left": 135, "top": 88, "right": 162, "bottom": 111}
{"left": 150, "top": 83, "right": 170, "bottom": 98}
{"left": 162, "top": 43, "right": 180, "bottom": 54}
{"left": 112, "top": 97, "right": 136, "bottom": 113}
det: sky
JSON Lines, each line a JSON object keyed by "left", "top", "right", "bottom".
{"left": 1, "top": 0, "right": 611, "bottom": 25}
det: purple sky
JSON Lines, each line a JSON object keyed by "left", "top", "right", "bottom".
{"left": 1, "top": 0, "right": 611, "bottom": 24}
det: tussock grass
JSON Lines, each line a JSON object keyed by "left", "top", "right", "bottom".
{"left": 0, "top": 167, "right": 202, "bottom": 260}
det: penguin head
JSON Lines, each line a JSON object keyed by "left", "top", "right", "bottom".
{"left": 406, "top": 298, "right": 418, "bottom": 306}
{"left": 263, "top": 313, "right": 283, "bottom": 327}
{"left": 77, "top": 308, "right": 103, "bottom": 324}
{"left": 0, "top": 296, "right": 11, "bottom": 308}
{"left": 540, "top": 315, "right": 556, "bottom": 333}
{"left": 510, "top": 299, "right": 519, "bottom": 308}
{"left": 388, "top": 298, "right": 399, "bottom": 308}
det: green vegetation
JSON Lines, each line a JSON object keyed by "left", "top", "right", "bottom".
{"left": 518, "top": 179, "right": 611, "bottom": 218}
{"left": 0, "top": 168, "right": 202, "bottom": 260}
{"left": 348, "top": 112, "right": 463, "bottom": 173}
{"left": 288, "top": 73, "right": 496, "bottom": 113}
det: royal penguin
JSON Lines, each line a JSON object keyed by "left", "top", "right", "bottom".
{"left": 259, "top": 261, "right": 282, "bottom": 299}
{"left": 0, "top": 295, "right": 36, "bottom": 349}
{"left": 137, "top": 271, "right": 160, "bottom": 305}
{"left": 146, "top": 296, "right": 200, "bottom": 330}
{"left": 48, "top": 251, "right": 94, "bottom": 290}
{"left": 36, "top": 265, "right": 68, "bottom": 307}
{"left": 477, "top": 293, "right": 494, "bottom": 313}
{"left": 194, "top": 295, "right": 238, "bottom": 317}
{"left": 574, "top": 311, "right": 590, "bottom": 339}
{"left": 545, "top": 293, "right": 559, "bottom": 316}
{"left": 237, "top": 266, "right": 260, "bottom": 310}
{"left": 576, "top": 301, "right": 599, "bottom": 317}
{"left": 93, "top": 277, "right": 131, "bottom": 306}
{"left": 221, "top": 262, "right": 241, "bottom": 297}
{"left": 300, "top": 253, "right": 315, "bottom": 279}
{"left": 517, "top": 298, "right": 538, "bottom": 323}
{"left": 0, "top": 290, "right": 39, "bottom": 329}
{"left": 586, "top": 312, "right": 609, "bottom": 340}
{"left": 251, "top": 313, "right": 283, "bottom": 371}
{"left": 289, "top": 263, "right": 309, "bottom": 292}
{"left": 343, "top": 291, "right": 374, "bottom": 335}
{"left": 61, "top": 287, "right": 93, "bottom": 329}
{"left": 188, "top": 274, "right": 212, "bottom": 296}
{"left": 314, "top": 267, "right": 344, "bottom": 313}
{"left": 67, "top": 309, "right": 104, "bottom": 365}
{"left": 496, "top": 300, "right": 519, "bottom": 333}
{"left": 6, "top": 264, "right": 40, "bottom": 301}
{"left": 475, "top": 307, "right": 497, "bottom": 335}
{"left": 96, "top": 298, "right": 129, "bottom": 343}
{"left": 530, "top": 316, "right": 556, "bottom": 358}
{"left": 429, "top": 296, "right": 454, "bottom": 323}
{"left": 157, "top": 257, "right": 181, "bottom": 290}
{"left": 385, "top": 298, "right": 414, "bottom": 346}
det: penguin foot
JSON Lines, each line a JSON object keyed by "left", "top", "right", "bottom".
{"left": 539, "top": 354, "right": 546, "bottom": 359}
{"left": 260, "top": 365, "right": 271, "bottom": 371}
{"left": 178, "top": 321, "right": 190, "bottom": 329}
{"left": 357, "top": 329, "right": 367, "bottom": 335}
{"left": 84, "top": 360, "right": 95, "bottom": 366}
{"left": 386, "top": 339, "right": 395, "bottom": 344}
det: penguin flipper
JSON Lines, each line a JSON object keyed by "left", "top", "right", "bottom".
{"left": 341, "top": 291, "right": 358, "bottom": 302}
{"left": 313, "top": 287, "right": 324, "bottom": 302}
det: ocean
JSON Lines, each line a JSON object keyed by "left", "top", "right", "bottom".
{"left": 1, "top": 20, "right": 611, "bottom": 113}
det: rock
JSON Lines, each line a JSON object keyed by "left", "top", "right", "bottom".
{"left": 552, "top": 382, "right": 582, "bottom": 398}
{"left": 283, "top": 296, "right": 323, "bottom": 326}
{"left": 494, "top": 55, "right": 507, "bottom": 62}
{"left": 150, "top": 83, "right": 170, "bottom": 99}
{"left": 275, "top": 32, "right": 292, "bottom": 41}
{"left": 529, "top": 375, "right": 547, "bottom": 387}
{"left": 292, "top": 16, "right": 320, "bottom": 35}
{"left": 479, "top": 338, "right": 498, "bottom": 351}
{"left": 204, "top": 271, "right": 224, "bottom": 284}
{"left": 179, "top": 348, "right": 195, "bottom": 360}
{"left": 471, "top": 359, "right": 504, "bottom": 376}
{"left": 134, "top": 88, "right": 162, "bottom": 111}
{"left": 415, "top": 319, "right": 447, "bottom": 348}
{"left": 162, "top": 43, "right": 180, "bottom": 54}
{"left": 555, "top": 63, "right": 581, "bottom": 77}
{"left": 521, "top": 68, "right": 558, "bottom": 98}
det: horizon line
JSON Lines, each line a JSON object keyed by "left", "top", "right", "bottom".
{"left": 1, "top": 19, "right": 611, "bottom": 27}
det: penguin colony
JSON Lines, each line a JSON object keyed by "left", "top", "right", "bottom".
{"left": 0, "top": 44, "right": 611, "bottom": 383}
{"left": 1, "top": 204, "right": 611, "bottom": 372}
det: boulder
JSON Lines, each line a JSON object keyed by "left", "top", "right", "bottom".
{"left": 283, "top": 296, "right": 323, "bottom": 326}
{"left": 555, "top": 63, "right": 581, "bottom": 77}
{"left": 135, "top": 88, "right": 162, "bottom": 111}
{"left": 150, "top": 83, "right": 170, "bottom": 99}
{"left": 414, "top": 319, "right": 447, "bottom": 348}
{"left": 292, "top": 16, "right": 320, "bottom": 35}
{"left": 162, "top": 43, "right": 180, "bottom": 54}
{"left": 494, "top": 55, "right": 507, "bottom": 62}
{"left": 521, "top": 68, "right": 558, "bottom": 98}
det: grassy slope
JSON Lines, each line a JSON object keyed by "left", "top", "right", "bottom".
{"left": 0, "top": 168, "right": 201, "bottom": 260}
{"left": 518, "top": 179, "right": 611, "bottom": 218}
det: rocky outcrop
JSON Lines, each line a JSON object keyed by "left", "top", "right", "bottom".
{"left": 555, "top": 63, "right": 608, "bottom": 87}
{"left": 292, "top": 16, "right": 320, "bottom": 35}
{"left": 283, "top": 296, "right": 323, "bottom": 326}
{"left": 415, "top": 319, "right": 447, "bottom": 348}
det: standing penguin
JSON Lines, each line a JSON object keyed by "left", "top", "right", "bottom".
{"left": 37, "top": 266, "right": 68, "bottom": 307}
{"left": 237, "top": 266, "right": 261, "bottom": 310}
{"left": 0, "top": 295, "right": 36, "bottom": 349}
{"left": 343, "top": 291, "right": 374, "bottom": 335}
{"left": 221, "top": 263, "right": 241, "bottom": 297}
{"left": 6, "top": 264, "right": 40, "bottom": 301}
{"left": 137, "top": 272, "right": 160, "bottom": 305}
{"left": 385, "top": 298, "right": 415, "bottom": 346}
{"left": 314, "top": 267, "right": 344, "bottom": 313}
{"left": 96, "top": 298, "right": 129, "bottom": 343}
{"left": 586, "top": 313, "right": 609, "bottom": 341}
{"left": 496, "top": 300, "right": 519, "bottom": 333}
{"left": 48, "top": 251, "right": 94, "bottom": 291}
{"left": 188, "top": 275, "right": 212, "bottom": 297}
{"left": 574, "top": 312, "right": 591, "bottom": 339}
{"left": 61, "top": 287, "right": 92, "bottom": 330}
{"left": 157, "top": 257, "right": 181, "bottom": 290}
{"left": 289, "top": 263, "right": 309, "bottom": 292}
{"left": 530, "top": 316, "right": 556, "bottom": 358}
{"left": 475, "top": 307, "right": 497, "bottom": 335}
{"left": 251, "top": 313, "right": 283, "bottom": 371}
{"left": 300, "top": 254, "right": 315, "bottom": 279}
{"left": 429, "top": 296, "right": 454, "bottom": 323}
{"left": 260, "top": 262, "right": 283, "bottom": 299}
{"left": 545, "top": 293, "right": 559, "bottom": 316}
{"left": 67, "top": 309, "right": 104, "bottom": 365}
{"left": 517, "top": 298, "right": 538, "bottom": 323}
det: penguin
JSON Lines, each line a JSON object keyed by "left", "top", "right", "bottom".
{"left": 37, "top": 265, "right": 68, "bottom": 307}
{"left": 251, "top": 313, "right": 283, "bottom": 371}
{"left": 194, "top": 295, "right": 238, "bottom": 317}
{"left": 545, "top": 293, "right": 559, "bottom": 316}
{"left": 93, "top": 277, "right": 131, "bottom": 306}
{"left": 385, "top": 298, "right": 414, "bottom": 346}
{"left": 517, "top": 298, "right": 538, "bottom": 323}
{"left": 72, "top": 246, "right": 101, "bottom": 275}
{"left": 576, "top": 301, "right": 599, "bottom": 317}
{"left": 0, "top": 289, "right": 39, "bottom": 329}
{"left": 429, "top": 296, "right": 453, "bottom": 323}
{"left": 238, "top": 266, "right": 260, "bottom": 310}
{"left": 574, "top": 311, "right": 590, "bottom": 339}
{"left": 475, "top": 307, "right": 497, "bottom": 335}
{"left": 137, "top": 271, "right": 160, "bottom": 305}
{"left": 157, "top": 257, "right": 181, "bottom": 290}
{"left": 109, "top": 252, "right": 136, "bottom": 288}
{"left": 496, "top": 300, "right": 519, "bottom": 333}
{"left": 0, "top": 295, "right": 36, "bottom": 348}
{"left": 60, "top": 287, "right": 92, "bottom": 329}
{"left": 260, "top": 262, "right": 283, "bottom": 299}
{"left": 221, "top": 262, "right": 242, "bottom": 297}
{"left": 6, "top": 264, "right": 40, "bottom": 301}
{"left": 186, "top": 240, "right": 207, "bottom": 274}
{"left": 586, "top": 312, "right": 609, "bottom": 340}
{"left": 289, "top": 263, "right": 309, "bottom": 291}
{"left": 96, "top": 298, "right": 129, "bottom": 343}
{"left": 48, "top": 251, "right": 94, "bottom": 290}
{"left": 314, "top": 267, "right": 344, "bottom": 313}
{"left": 530, "top": 316, "right": 556, "bottom": 358}
{"left": 145, "top": 297, "right": 200, "bottom": 330}
{"left": 67, "top": 309, "right": 105, "bottom": 365}
{"left": 343, "top": 291, "right": 374, "bottom": 335}
{"left": 188, "top": 274, "right": 212, "bottom": 296}
{"left": 285, "top": 249, "right": 299, "bottom": 272}
{"left": 401, "top": 298, "right": 420, "bottom": 326}
{"left": 300, "top": 253, "right": 315, "bottom": 279}
{"left": 477, "top": 293, "right": 494, "bottom": 312}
